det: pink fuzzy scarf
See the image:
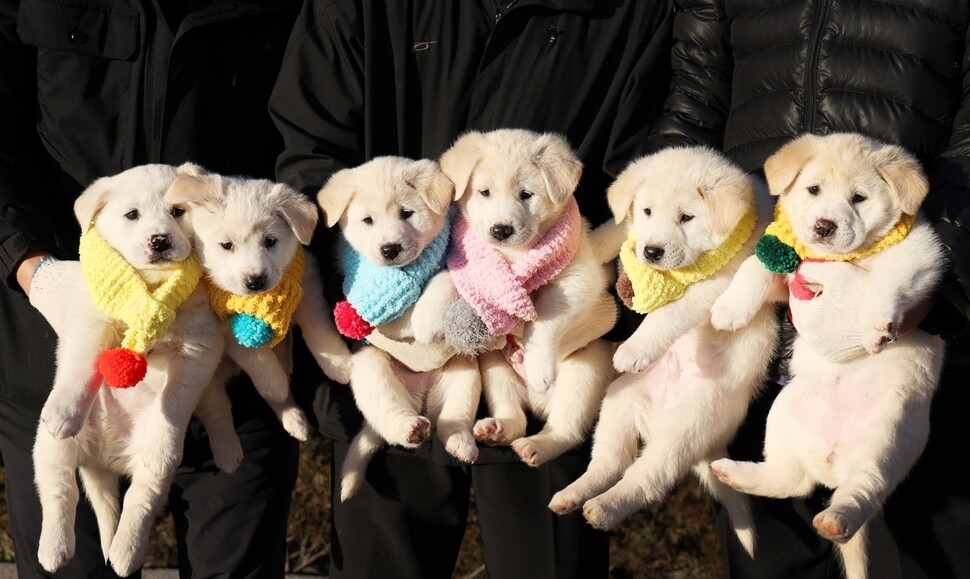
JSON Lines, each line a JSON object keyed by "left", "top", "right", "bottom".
{"left": 447, "top": 198, "right": 581, "bottom": 336}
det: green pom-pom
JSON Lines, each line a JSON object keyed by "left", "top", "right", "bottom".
{"left": 755, "top": 235, "right": 801, "bottom": 274}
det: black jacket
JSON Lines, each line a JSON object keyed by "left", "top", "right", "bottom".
{"left": 0, "top": 0, "right": 300, "bottom": 444}
{"left": 642, "top": 0, "right": 970, "bottom": 340}
{"left": 269, "top": 0, "right": 674, "bottom": 448}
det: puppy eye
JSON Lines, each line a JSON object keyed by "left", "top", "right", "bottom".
{"left": 807, "top": 185, "right": 821, "bottom": 196}
{"left": 170, "top": 206, "right": 185, "bottom": 218}
{"left": 680, "top": 214, "right": 694, "bottom": 223}
{"left": 264, "top": 237, "right": 277, "bottom": 248}
{"left": 519, "top": 190, "right": 533, "bottom": 201}
{"left": 400, "top": 208, "right": 414, "bottom": 220}
{"left": 363, "top": 216, "right": 373, "bottom": 225}
{"left": 479, "top": 189, "right": 490, "bottom": 198}
{"left": 851, "top": 193, "right": 867, "bottom": 204}
{"left": 220, "top": 241, "right": 233, "bottom": 251}
{"left": 643, "top": 208, "right": 651, "bottom": 217}
{"left": 125, "top": 209, "right": 139, "bottom": 221}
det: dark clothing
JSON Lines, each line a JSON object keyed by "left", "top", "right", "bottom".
{"left": 0, "top": 0, "right": 302, "bottom": 576}
{"left": 271, "top": 1, "right": 673, "bottom": 576}
{"left": 641, "top": 1, "right": 970, "bottom": 576}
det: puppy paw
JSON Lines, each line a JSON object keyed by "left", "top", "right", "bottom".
{"left": 410, "top": 315, "right": 443, "bottom": 344}
{"left": 582, "top": 496, "right": 622, "bottom": 530}
{"left": 473, "top": 417, "right": 524, "bottom": 445}
{"left": 141, "top": 446, "right": 181, "bottom": 479}
{"left": 445, "top": 432, "right": 479, "bottom": 463}
{"left": 109, "top": 531, "right": 148, "bottom": 578}
{"left": 813, "top": 509, "right": 855, "bottom": 543}
{"left": 549, "top": 489, "right": 583, "bottom": 514}
{"left": 709, "top": 459, "right": 739, "bottom": 489}
{"left": 524, "top": 356, "right": 557, "bottom": 393}
{"left": 710, "top": 293, "right": 758, "bottom": 331}
{"left": 398, "top": 416, "right": 431, "bottom": 447}
{"left": 210, "top": 435, "right": 244, "bottom": 474}
{"left": 324, "top": 356, "right": 353, "bottom": 385}
{"left": 863, "top": 318, "right": 897, "bottom": 354}
{"left": 511, "top": 436, "right": 561, "bottom": 467}
{"left": 38, "top": 526, "right": 74, "bottom": 573}
{"left": 280, "top": 406, "right": 311, "bottom": 442}
{"left": 40, "top": 398, "right": 86, "bottom": 439}
{"left": 612, "top": 342, "right": 655, "bottom": 373}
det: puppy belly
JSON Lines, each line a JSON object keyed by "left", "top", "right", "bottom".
{"left": 389, "top": 358, "right": 443, "bottom": 415}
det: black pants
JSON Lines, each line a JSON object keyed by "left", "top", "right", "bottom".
{"left": 328, "top": 437, "right": 610, "bottom": 579}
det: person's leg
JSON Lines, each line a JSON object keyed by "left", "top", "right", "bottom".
{"left": 168, "top": 380, "right": 299, "bottom": 579}
{"left": 328, "top": 439, "right": 470, "bottom": 579}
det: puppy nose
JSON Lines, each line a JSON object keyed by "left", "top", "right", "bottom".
{"left": 490, "top": 224, "right": 514, "bottom": 241}
{"left": 149, "top": 234, "right": 171, "bottom": 252}
{"left": 643, "top": 246, "right": 665, "bottom": 262}
{"left": 245, "top": 274, "right": 267, "bottom": 292}
{"left": 380, "top": 243, "right": 402, "bottom": 260}
{"left": 814, "top": 219, "right": 838, "bottom": 239}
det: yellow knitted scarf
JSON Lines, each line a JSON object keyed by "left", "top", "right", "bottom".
{"left": 206, "top": 247, "right": 305, "bottom": 349}
{"left": 764, "top": 203, "right": 915, "bottom": 262}
{"left": 620, "top": 206, "right": 758, "bottom": 314}
{"left": 80, "top": 227, "right": 203, "bottom": 355}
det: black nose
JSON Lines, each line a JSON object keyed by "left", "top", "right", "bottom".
{"left": 490, "top": 224, "right": 514, "bottom": 241}
{"left": 643, "top": 246, "right": 665, "bottom": 262}
{"left": 245, "top": 274, "right": 267, "bottom": 292}
{"left": 814, "top": 219, "right": 838, "bottom": 239}
{"left": 149, "top": 234, "right": 171, "bottom": 252}
{"left": 380, "top": 243, "right": 402, "bottom": 260}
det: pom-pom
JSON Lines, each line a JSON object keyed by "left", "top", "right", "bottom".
{"left": 229, "top": 313, "right": 275, "bottom": 348}
{"left": 443, "top": 299, "right": 492, "bottom": 356}
{"left": 334, "top": 300, "right": 373, "bottom": 340}
{"left": 755, "top": 234, "right": 801, "bottom": 274}
{"left": 98, "top": 348, "right": 147, "bottom": 388}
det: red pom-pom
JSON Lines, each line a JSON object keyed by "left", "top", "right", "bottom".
{"left": 98, "top": 348, "right": 147, "bottom": 388}
{"left": 334, "top": 300, "right": 373, "bottom": 340}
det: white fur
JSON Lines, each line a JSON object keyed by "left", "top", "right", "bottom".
{"left": 167, "top": 164, "right": 353, "bottom": 473}
{"left": 709, "top": 133, "right": 947, "bottom": 579}
{"left": 439, "top": 129, "right": 617, "bottom": 467}
{"left": 548, "top": 147, "right": 778, "bottom": 557}
{"left": 318, "top": 156, "right": 482, "bottom": 501}
{"left": 34, "top": 165, "right": 224, "bottom": 575}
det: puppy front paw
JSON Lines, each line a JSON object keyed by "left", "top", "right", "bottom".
{"left": 863, "top": 318, "right": 897, "bottom": 354}
{"left": 523, "top": 356, "right": 557, "bottom": 392}
{"left": 612, "top": 342, "right": 655, "bottom": 373}
{"left": 582, "top": 496, "right": 624, "bottom": 530}
{"left": 323, "top": 355, "right": 353, "bottom": 385}
{"left": 710, "top": 293, "right": 758, "bottom": 331}
{"left": 109, "top": 530, "right": 148, "bottom": 578}
{"left": 210, "top": 434, "right": 244, "bottom": 474}
{"left": 40, "top": 398, "right": 86, "bottom": 439}
{"left": 410, "top": 315, "right": 443, "bottom": 344}
{"left": 473, "top": 417, "right": 525, "bottom": 445}
{"left": 38, "top": 525, "right": 74, "bottom": 573}
{"left": 279, "top": 405, "right": 311, "bottom": 442}
{"left": 549, "top": 488, "right": 584, "bottom": 514}
{"left": 141, "top": 445, "right": 181, "bottom": 478}
{"left": 709, "top": 459, "right": 739, "bottom": 490}
{"left": 445, "top": 432, "right": 479, "bottom": 463}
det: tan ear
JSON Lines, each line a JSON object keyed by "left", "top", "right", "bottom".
{"left": 271, "top": 183, "right": 319, "bottom": 245}
{"left": 533, "top": 133, "right": 583, "bottom": 205}
{"left": 166, "top": 163, "right": 222, "bottom": 206}
{"left": 701, "top": 174, "right": 755, "bottom": 237}
{"left": 406, "top": 159, "right": 454, "bottom": 215}
{"left": 606, "top": 160, "right": 644, "bottom": 224}
{"left": 74, "top": 176, "right": 113, "bottom": 230}
{"left": 873, "top": 144, "right": 929, "bottom": 215}
{"left": 317, "top": 168, "right": 358, "bottom": 228}
{"left": 764, "top": 134, "right": 819, "bottom": 196}
{"left": 439, "top": 131, "right": 486, "bottom": 200}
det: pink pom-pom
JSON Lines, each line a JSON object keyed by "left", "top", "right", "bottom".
{"left": 334, "top": 300, "right": 373, "bottom": 340}
{"left": 98, "top": 348, "right": 147, "bottom": 388}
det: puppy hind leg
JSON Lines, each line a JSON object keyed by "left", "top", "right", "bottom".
{"left": 339, "top": 424, "right": 385, "bottom": 502}
{"left": 33, "top": 433, "right": 80, "bottom": 572}
{"left": 108, "top": 467, "right": 173, "bottom": 577}
{"left": 709, "top": 455, "right": 815, "bottom": 499}
{"left": 79, "top": 465, "right": 121, "bottom": 561}
{"left": 835, "top": 523, "right": 869, "bottom": 579}
{"left": 350, "top": 347, "right": 429, "bottom": 448}
{"left": 431, "top": 356, "right": 481, "bottom": 464}
{"left": 474, "top": 350, "right": 527, "bottom": 445}
{"left": 695, "top": 459, "right": 756, "bottom": 558}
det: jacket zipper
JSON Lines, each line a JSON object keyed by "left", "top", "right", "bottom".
{"left": 803, "top": 0, "right": 830, "bottom": 133}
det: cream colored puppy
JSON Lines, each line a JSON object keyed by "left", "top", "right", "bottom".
{"left": 32, "top": 165, "right": 223, "bottom": 576}
{"left": 439, "top": 129, "right": 617, "bottom": 467}
{"left": 548, "top": 147, "right": 778, "bottom": 557}
{"left": 318, "top": 156, "right": 482, "bottom": 500}
{"left": 709, "top": 133, "right": 946, "bottom": 579}
{"left": 166, "top": 164, "right": 352, "bottom": 473}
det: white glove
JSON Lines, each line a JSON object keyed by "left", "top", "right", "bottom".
{"left": 28, "top": 259, "right": 84, "bottom": 336}
{"left": 788, "top": 260, "right": 868, "bottom": 362}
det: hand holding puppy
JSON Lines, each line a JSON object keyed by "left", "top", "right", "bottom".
{"left": 788, "top": 260, "right": 869, "bottom": 362}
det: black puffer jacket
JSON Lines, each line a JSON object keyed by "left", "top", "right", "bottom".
{"left": 645, "top": 0, "right": 970, "bottom": 339}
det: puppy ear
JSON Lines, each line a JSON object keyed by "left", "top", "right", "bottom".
{"left": 533, "top": 133, "right": 583, "bottom": 205}
{"left": 272, "top": 183, "right": 319, "bottom": 245}
{"left": 407, "top": 159, "right": 455, "bottom": 215}
{"left": 166, "top": 163, "right": 222, "bottom": 207}
{"left": 606, "top": 160, "right": 643, "bottom": 224}
{"left": 701, "top": 174, "right": 755, "bottom": 237}
{"left": 873, "top": 144, "right": 929, "bottom": 215}
{"left": 317, "top": 168, "right": 357, "bottom": 228}
{"left": 74, "top": 176, "right": 113, "bottom": 230}
{"left": 440, "top": 131, "right": 485, "bottom": 200}
{"left": 764, "top": 134, "right": 819, "bottom": 196}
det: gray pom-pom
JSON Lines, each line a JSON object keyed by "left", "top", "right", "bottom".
{"left": 444, "top": 299, "right": 492, "bottom": 356}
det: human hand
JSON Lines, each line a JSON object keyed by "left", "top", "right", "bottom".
{"left": 28, "top": 259, "right": 83, "bottom": 335}
{"left": 788, "top": 260, "right": 869, "bottom": 362}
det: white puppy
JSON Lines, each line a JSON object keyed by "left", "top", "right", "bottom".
{"left": 31, "top": 165, "right": 223, "bottom": 576}
{"left": 548, "top": 147, "right": 779, "bottom": 556}
{"left": 439, "top": 129, "right": 618, "bottom": 467}
{"left": 709, "top": 133, "right": 947, "bottom": 579}
{"left": 318, "top": 156, "right": 482, "bottom": 500}
{"left": 166, "top": 164, "right": 353, "bottom": 473}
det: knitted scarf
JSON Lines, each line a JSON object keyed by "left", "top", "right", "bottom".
{"left": 206, "top": 247, "right": 305, "bottom": 349}
{"left": 79, "top": 227, "right": 203, "bottom": 388}
{"left": 619, "top": 205, "right": 758, "bottom": 314}
{"left": 447, "top": 198, "right": 581, "bottom": 336}
{"left": 755, "top": 202, "right": 916, "bottom": 274}
{"left": 334, "top": 216, "right": 451, "bottom": 340}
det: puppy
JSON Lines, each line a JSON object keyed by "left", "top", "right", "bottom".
{"left": 33, "top": 164, "right": 224, "bottom": 576}
{"left": 318, "top": 156, "right": 482, "bottom": 500}
{"left": 439, "top": 128, "right": 618, "bottom": 467}
{"left": 167, "top": 164, "right": 353, "bottom": 473}
{"left": 709, "top": 133, "right": 946, "bottom": 579}
{"left": 547, "top": 147, "right": 779, "bottom": 556}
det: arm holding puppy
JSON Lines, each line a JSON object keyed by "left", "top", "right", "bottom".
{"left": 292, "top": 250, "right": 353, "bottom": 384}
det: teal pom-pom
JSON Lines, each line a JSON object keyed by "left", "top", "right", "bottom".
{"left": 230, "top": 313, "right": 274, "bottom": 348}
{"left": 755, "top": 234, "right": 801, "bottom": 274}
